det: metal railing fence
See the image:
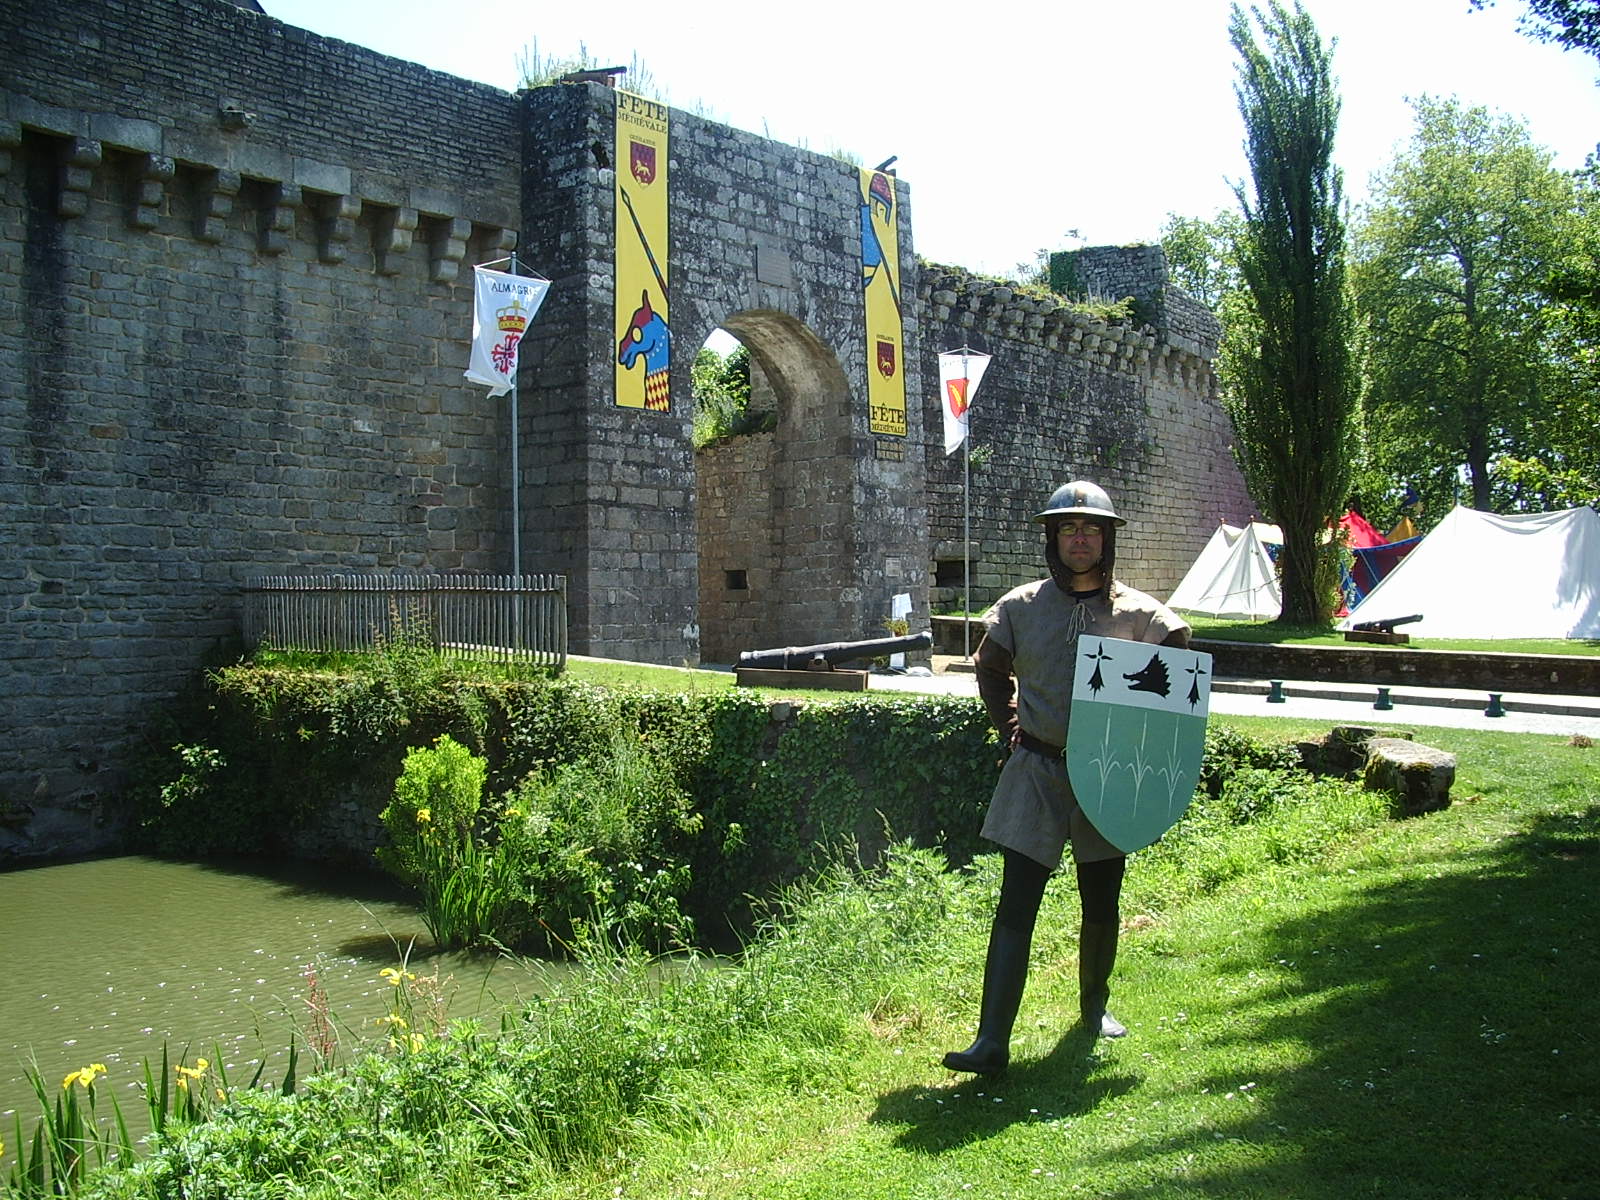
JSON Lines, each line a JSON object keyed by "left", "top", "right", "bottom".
{"left": 242, "top": 573, "right": 567, "bottom": 668}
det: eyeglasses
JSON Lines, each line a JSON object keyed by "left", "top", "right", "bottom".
{"left": 1056, "top": 521, "right": 1105, "bottom": 538}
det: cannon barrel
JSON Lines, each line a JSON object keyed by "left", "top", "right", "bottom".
{"left": 737, "top": 630, "right": 934, "bottom": 671}
{"left": 1352, "top": 613, "right": 1423, "bottom": 634}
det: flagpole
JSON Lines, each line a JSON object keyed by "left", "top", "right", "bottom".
{"left": 961, "top": 352, "right": 971, "bottom": 661}
{"left": 509, "top": 245, "right": 521, "bottom": 583}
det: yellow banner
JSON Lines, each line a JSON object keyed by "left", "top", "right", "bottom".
{"left": 859, "top": 168, "right": 905, "bottom": 437}
{"left": 615, "top": 91, "right": 671, "bottom": 411}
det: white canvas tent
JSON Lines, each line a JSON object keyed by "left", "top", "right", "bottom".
{"left": 1167, "top": 522, "right": 1283, "bottom": 620}
{"left": 1339, "top": 505, "right": 1600, "bottom": 640}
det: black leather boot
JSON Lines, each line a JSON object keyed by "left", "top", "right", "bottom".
{"left": 942, "top": 922, "right": 1031, "bottom": 1074}
{"left": 1078, "top": 919, "right": 1128, "bottom": 1038}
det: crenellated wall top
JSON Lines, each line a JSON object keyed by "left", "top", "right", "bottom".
{"left": 917, "top": 258, "right": 1217, "bottom": 378}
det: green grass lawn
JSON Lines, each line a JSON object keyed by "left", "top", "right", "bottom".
{"left": 565, "top": 655, "right": 739, "bottom": 691}
{"left": 934, "top": 611, "right": 1598, "bottom": 656}
{"left": 542, "top": 719, "right": 1598, "bottom": 1200}
{"left": 46, "top": 667, "right": 1596, "bottom": 1200}
{"left": 1184, "top": 616, "right": 1600, "bottom": 656}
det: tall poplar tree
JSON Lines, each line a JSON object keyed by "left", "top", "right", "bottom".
{"left": 1226, "top": 1, "right": 1358, "bottom": 625}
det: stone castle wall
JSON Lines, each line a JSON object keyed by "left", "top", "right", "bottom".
{"left": 918, "top": 256, "right": 1251, "bottom": 608}
{"left": 0, "top": 0, "right": 1250, "bottom": 860}
{"left": 518, "top": 83, "right": 927, "bottom": 669}
{"left": 695, "top": 432, "right": 778, "bottom": 662}
{"left": 1, "top": 0, "right": 524, "bottom": 855}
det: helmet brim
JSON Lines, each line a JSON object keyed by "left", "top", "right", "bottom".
{"left": 1035, "top": 507, "right": 1128, "bottom": 527}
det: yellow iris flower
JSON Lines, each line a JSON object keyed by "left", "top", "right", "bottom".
{"left": 62, "top": 1063, "right": 107, "bottom": 1090}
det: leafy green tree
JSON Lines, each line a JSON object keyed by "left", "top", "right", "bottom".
{"left": 1468, "top": 0, "right": 1600, "bottom": 59}
{"left": 691, "top": 343, "right": 750, "bottom": 407}
{"left": 1513, "top": 152, "right": 1600, "bottom": 507}
{"left": 1352, "top": 98, "right": 1580, "bottom": 515}
{"left": 1224, "top": 1, "right": 1359, "bottom": 625}
{"left": 1160, "top": 210, "right": 1244, "bottom": 311}
{"left": 1465, "top": 4, "right": 1600, "bottom": 515}
{"left": 691, "top": 343, "right": 769, "bottom": 449}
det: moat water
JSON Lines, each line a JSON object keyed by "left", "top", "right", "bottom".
{"left": 1, "top": 855, "right": 553, "bottom": 1161}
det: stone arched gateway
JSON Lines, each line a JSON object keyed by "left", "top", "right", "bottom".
{"left": 517, "top": 84, "right": 927, "bottom": 665}
{"left": 693, "top": 310, "right": 865, "bottom": 665}
{"left": 0, "top": 0, "right": 1250, "bottom": 857}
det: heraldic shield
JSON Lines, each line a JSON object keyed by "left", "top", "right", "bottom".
{"left": 1066, "top": 636, "right": 1214, "bottom": 853}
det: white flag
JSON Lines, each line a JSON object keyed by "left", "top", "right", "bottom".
{"left": 465, "top": 266, "right": 550, "bottom": 396}
{"left": 938, "top": 350, "right": 991, "bottom": 455}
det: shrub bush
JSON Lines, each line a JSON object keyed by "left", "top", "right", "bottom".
{"left": 132, "top": 654, "right": 1306, "bottom": 950}
{"left": 1196, "top": 723, "right": 1301, "bottom": 797}
{"left": 496, "top": 732, "right": 703, "bottom": 953}
{"left": 378, "top": 735, "right": 486, "bottom": 885}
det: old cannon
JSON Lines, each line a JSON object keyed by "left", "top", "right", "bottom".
{"left": 1352, "top": 614, "right": 1423, "bottom": 634}
{"left": 737, "top": 630, "right": 934, "bottom": 672}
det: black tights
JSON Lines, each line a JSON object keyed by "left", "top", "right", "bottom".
{"left": 994, "top": 848, "right": 1125, "bottom": 935}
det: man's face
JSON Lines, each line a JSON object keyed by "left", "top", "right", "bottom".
{"left": 1055, "top": 517, "right": 1106, "bottom": 575}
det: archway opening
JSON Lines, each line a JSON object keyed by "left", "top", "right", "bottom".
{"left": 692, "top": 312, "right": 857, "bottom": 664}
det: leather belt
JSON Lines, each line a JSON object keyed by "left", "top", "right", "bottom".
{"left": 1016, "top": 729, "right": 1064, "bottom": 759}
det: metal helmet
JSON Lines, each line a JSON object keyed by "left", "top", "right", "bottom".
{"left": 1033, "top": 480, "right": 1126, "bottom": 527}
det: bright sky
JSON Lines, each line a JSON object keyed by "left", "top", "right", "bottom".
{"left": 260, "top": 0, "right": 1597, "bottom": 278}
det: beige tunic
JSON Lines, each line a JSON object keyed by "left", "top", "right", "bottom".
{"left": 978, "top": 581, "right": 1187, "bottom": 869}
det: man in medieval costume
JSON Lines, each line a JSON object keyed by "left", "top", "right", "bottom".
{"left": 943, "top": 480, "right": 1191, "bottom": 1075}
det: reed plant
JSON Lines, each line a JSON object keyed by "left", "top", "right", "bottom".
{"left": 5, "top": 1063, "right": 130, "bottom": 1197}
{"left": 4, "top": 1045, "right": 296, "bottom": 1199}
{"left": 376, "top": 734, "right": 519, "bottom": 950}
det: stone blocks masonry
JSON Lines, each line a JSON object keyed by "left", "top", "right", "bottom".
{"left": 0, "top": 0, "right": 1253, "bottom": 859}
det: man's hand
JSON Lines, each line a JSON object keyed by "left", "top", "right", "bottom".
{"left": 973, "top": 636, "right": 1018, "bottom": 737}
